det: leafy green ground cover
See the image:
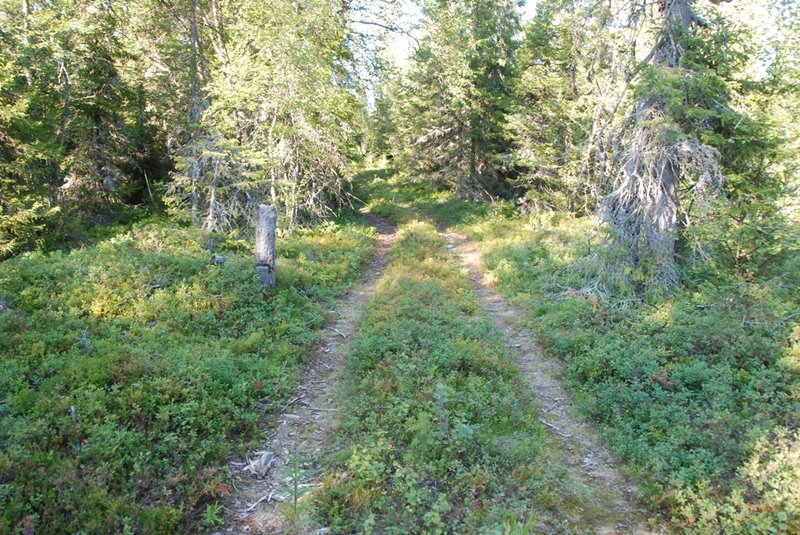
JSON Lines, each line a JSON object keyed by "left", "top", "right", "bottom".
{"left": 360, "top": 170, "right": 800, "bottom": 533}
{"left": 314, "top": 218, "right": 603, "bottom": 533}
{"left": 0, "top": 218, "right": 373, "bottom": 533}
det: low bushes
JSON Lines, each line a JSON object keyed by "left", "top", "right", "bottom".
{"left": 315, "top": 222, "right": 578, "bottom": 533}
{"left": 0, "top": 219, "right": 373, "bottom": 533}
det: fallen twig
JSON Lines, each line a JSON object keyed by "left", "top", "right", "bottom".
{"left": 244, "top": 490, "right": 276, "bottom": 512}
{"left": 282, "top": 394, "right": 307, "bottom": 411}
{"left": 543, "top": 401, "right": 561, "bottom": 413}
{"left": 539, "top": 418, "right": 572, "bottom": 438}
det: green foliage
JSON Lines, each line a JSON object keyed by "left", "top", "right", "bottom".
{"left": 0, "top": 219, "right": 373, "bottom": 533}
{"left": 364, "top": 85, "right": 397, "bottom": 165}
{"left": 391, "top": 0, "right": 520, "bottom": 196}
{"left": 0, "top": 0, "right": 165, "bottom": 247}
{"left": 422, "top": 191, "right": 800, "bottom": 533}
{"left": 201, "top": 503, "right": 224, "bottom": 528}
{"left": 1, "top": 0, "right": 373, "bottom": 257}
{"left": 674, "top": 429, "right": 800, "bottom": 533}
{"left": 166, "top": 0, "right": 364, "bottom": 230}
{"left": 0, "top": 198, "right": 55, "bottom": 259}
{"left": 507, "top": 0, "right": 601, "bottom": 212}
{"left": 315, "top": 220, "right": 572, "bottom": 533}
{"left": 280, "top": 452, "right": 314, "bottom": 534}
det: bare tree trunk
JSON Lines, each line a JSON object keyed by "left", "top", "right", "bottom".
{"left": 267, "top": 109, "right": 279, "bottom": 207}
{"left": 456, "top": 121, "right": 478, "bottom": 199}
{"left": 51, "top": 54, "right": 70, "bottom": 206}
{"left": 469, "top": 133, "right": 477, "bottom": 191}
{"left": 21, "top": 0, "right": 32, "bottom": 86}
{"left": 188, "top": 0, "right": 202, "bottom": 227}
{"left": 270, "top": 168, "right": 277, "bottom": 206}
{"left": 190, "top": 157, "right": 201, "bottom": 227}
{"left": 57, "top": 57, "right": 70, "bottom": 152}
{"left": 599, "top": 0, "right": 702, "bottom": 291}
{"left": 188, "top": 0, "right": 200, "bottom": 124}
{"left": 652, "top": 0, "right": 694, "bottom": 69}
{"left": 255, "top": 204, "right": 277, "bottom": 287}
{"left": 205, "top": 157, "right": 219, "bottom": 232}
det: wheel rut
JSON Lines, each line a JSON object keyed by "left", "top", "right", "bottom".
{"left": 221, "top": 213, "right": 396, "bottom": 534}
{"left": 442, "top": 230, "right": 660, "bottom": 534}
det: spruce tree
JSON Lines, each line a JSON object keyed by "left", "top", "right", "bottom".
{"left": 396, "top": 0, "right": 519, "bottom": 197}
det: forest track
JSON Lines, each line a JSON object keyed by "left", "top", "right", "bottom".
{"left": 221, "top": 213, "right": 396, "bottom": 534}
{"left": 442, "top": 230, "right": 660, "bottom": 534}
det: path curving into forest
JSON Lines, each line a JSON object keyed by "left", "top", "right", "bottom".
{"left": 221, "top": 213, "right": 396, "bottom": 534}
{"left": 442, "top": 230, "right": 659, "bottom": 534}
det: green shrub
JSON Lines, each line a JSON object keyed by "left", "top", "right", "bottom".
{"left": 315, "top": 222, "right": 586, "bottom": 533}
{"left": 0, "top": 219, "right": 373, "bottom": 533}
{"left": 356, "top": 170, "right": 800, "bottom": 532}
{"left": 0, "top": 198, "right": 55, "bottom": 259}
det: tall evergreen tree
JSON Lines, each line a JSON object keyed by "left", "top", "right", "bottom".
{"left": 395, "top": 0, "right": 520, "bottom": 197}
{"left": 597, "top": 0, "right": 769, "bottom": 292}
{"left": 0, "top": 0, "right": 157, "bottom": 257}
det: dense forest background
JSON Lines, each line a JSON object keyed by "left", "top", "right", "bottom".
{"left": 1, "top": 0, "right": 800, "bottom": 532}
{"left": 2, "top": 0, "right": 798, "bottom": 278}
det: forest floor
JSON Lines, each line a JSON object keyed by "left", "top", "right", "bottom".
{"left": 223, "top": 171, "right": 661, "bottom": 533}
{"left": 3, "top": 172, "right": 796, "bottom": 534}
{"left": 443, "top": 230, "right": 649, "bottom": 533}
{"left": 222, "top": 214, "right": 397, "bottom": 534}
{"left": 0, "top": 218, "right": 378, "bottom": 534}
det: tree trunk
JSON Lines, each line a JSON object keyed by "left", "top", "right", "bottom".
{"left": 188, "top": 0, "right": 200, "bottom": 124}
{"left": 51, "top": 54, "right": 70, "bottom": 206}
{"left": 21, "top": 0, "right": 32, "bottom": 86}
{"left": 469, "top": 132, "right": 477, "bottom": 187}
{"left": 599, "top": 0, "right": 698, "bottom": 290}
{"left": 188, "top": 0, "right": 202, "bottom": 227}
{"left": 205, "top": 157, "right": 219, "bottom": 232}
{"left": 457, "top": 120, "right": 478, "bottom": 199}
{"left": 190, "top": 155, "right": 201, "bottom": 227}
{"left": 255, "top": 204, "right": 277, "bottom": 287}
{"left": 270, "top": 168, "right": 277, "bottom": 206}
{"left": 653, "top": 0, "right": 695, "bottom": 69}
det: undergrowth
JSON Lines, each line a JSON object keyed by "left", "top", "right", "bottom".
{"left": 0, "top": 218, "right": 373, "bottom": 533}
{"left": 359, "top": 170, "right": 800, "bottom": 533}
{"left": 314, "top": 219, "right": 601, "bottom": 533}
{"left": 467, "top": 213, "right": 799, "bottom": 533}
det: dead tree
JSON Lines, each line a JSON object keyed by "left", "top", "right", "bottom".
{"left": 255, "top": 204, "right": 277, "bottom": 287}
{"left": 599, "top": 0, "right": 725, "bottom": 292}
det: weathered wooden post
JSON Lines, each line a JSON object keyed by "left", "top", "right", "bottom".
{"left": 255, "top": 204, "right": 277, "bottom": 287}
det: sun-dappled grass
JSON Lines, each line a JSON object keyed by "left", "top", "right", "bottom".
{"left": 360, "top": 169, "right": 800, "bottom": 533}
{"left": 314, "top": 221, "right": 587, "bottom": 533}
{"left": 0, "top": 219, "right": 374, "bottom": 533}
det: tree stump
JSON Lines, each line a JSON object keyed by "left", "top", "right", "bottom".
{"left": 256, "top": 204, "right": 277, "bottom": 287}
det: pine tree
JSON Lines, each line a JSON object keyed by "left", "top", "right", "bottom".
{"left": 599, "top": 0, "right": 734, "bottom": 292}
